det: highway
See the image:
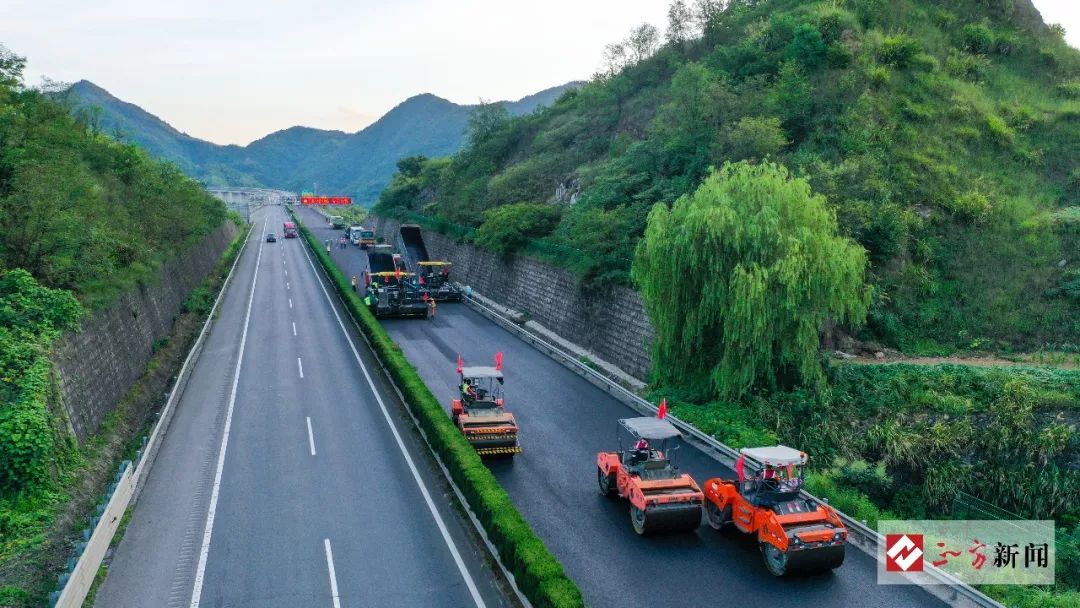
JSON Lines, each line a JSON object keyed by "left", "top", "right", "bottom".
{"left": 96, "top": 206, "right": 512, "bottom": 608}
{"left": 298, "top": 205, "right": 947, "bottom": 608}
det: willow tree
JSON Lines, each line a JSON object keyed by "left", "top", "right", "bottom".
{"left": 632, "top": 161, "right": 871, "bottom": 401}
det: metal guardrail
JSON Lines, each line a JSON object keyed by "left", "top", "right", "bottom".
{"left": 459, "top": 291, "right": 1004, "bottom": 608}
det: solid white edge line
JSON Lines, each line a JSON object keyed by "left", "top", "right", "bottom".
{"left": 298, "top": 357, "right": 304, "bottom": 379}
{"left": 299, "top": 236, "right": 487, "bottom": 608}
{"left": 307, "top": 416, "right": 317, "bottom": 456}
{"left": 189, "top": 217, "right": 266, "bottom": 608}
{"left": 324, "top": 538, "right": 341, "bottom": 608}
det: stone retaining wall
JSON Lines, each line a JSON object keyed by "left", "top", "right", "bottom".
{"left": 370, "top": 215, "right": 654, "bottom": 381}
{"left": 53, "top": 222, "right": 239, "bottom": 442}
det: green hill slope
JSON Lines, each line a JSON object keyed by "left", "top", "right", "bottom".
{"left": 377, "top": 0, "right": 1080, "bottom": 355}
{"left": 64, "top": 81, "right": 580, "bottom": 203}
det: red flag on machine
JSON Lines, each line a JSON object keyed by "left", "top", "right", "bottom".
{"left": 657, "top": 398, "right": 668, "bottom": 420}
{"left": 418, "top": 274, "right": 425, "bottom": 285}
{"left": 422, "top": 292, "right": 429, "bottom": 302}
{"left": 495, "top": 352, "right": 503, "bottom": 371}
{"left": 395, "top": 267, "right": 402, "bottom": 281}
{"left": 457, "top": 356, "right": 463, "bottom": 375}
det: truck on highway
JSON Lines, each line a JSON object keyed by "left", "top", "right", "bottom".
{"left": 328, "top": 215, "right": 346, "bottom": 229}
{"left": 349, "top": 225, "right": 376, "bottom": 249}
{"left": 282, "top": 221, "right": 298, "bottom": 238}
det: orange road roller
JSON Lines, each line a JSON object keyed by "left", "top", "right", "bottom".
{"left": 596, "top": 417, "right": 703, "bottom": 535}
{"left": 703, "top": 445, "right": 846, "bottom": 576}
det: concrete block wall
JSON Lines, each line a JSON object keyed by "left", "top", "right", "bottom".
{"left": 53, "top": 222, "right": 239, "bottom": 443}
{"left": 370, "top": 215, "right": 654, "bottom": 381}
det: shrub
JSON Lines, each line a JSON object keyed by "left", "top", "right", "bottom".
{"left": 948, "top": 190, "right": 992, "bottom": 219}
{"left": 960, "top": 23, "right": 995, "bottom": 54}
{"left": 293, "top": 215, "right": 584, "bottom": 608}
{"left": 722, "top": 116, "right": 787, "bottom": 161}
{"left": 985, "top": 112, "right": 1016, "bottom": 145}
{"left": 182, "top": 286, "right": 213, "bottom": 315}
{"left": 1057, "top": 82, "right": 1080, "bottom": 99}
{"left": 474, "top": 203, "right": 561, "bottom": 257}
{"left": 868, "top": 66, "right": 890, "bottom": 87}
{"left": 945, "top": 49, "right": 989, "bottom": 81}
{"left": 0, "top": 359, "right": 54, "bottom": 492}
{"left": 876, "top": 34, "right": 922, "bottom": 68}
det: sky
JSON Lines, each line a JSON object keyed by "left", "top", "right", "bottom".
{"left": 2, "top": 0, "right": 1077, "bottom": 146}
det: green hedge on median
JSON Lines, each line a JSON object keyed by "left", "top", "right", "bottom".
{"left": 292, "top": 211, "right": 585, "bottom": 608}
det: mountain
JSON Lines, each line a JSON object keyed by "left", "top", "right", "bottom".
{"left": 376, "top": 0, "right": 1080, "bottom": 355}
{"left": 64, "top": 80, "right": 582, "bottom": 201}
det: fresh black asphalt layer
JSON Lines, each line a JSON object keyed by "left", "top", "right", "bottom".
{"left": 97, "top": 207, "right": 511, "bottom": 608}
{"left": 300, "top": 205, "right": 947, "bottom": 608}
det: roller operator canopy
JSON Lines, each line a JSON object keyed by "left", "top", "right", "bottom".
{"left": 619, "top": 417, "right": 681, "bottom": 441}
{"left": 740, "top": 445, "right": 808, "bottom": 466}
{"left": 461, "top": 366, "right": 503, "bottom": 379}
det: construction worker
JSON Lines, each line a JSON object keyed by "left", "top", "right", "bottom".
{"left": 351, "top": 275, "right": 358, "bottom": 292}
{"left": 461, "top": 378, "right": 477, "bottom": 403}
{"left": 631, "top": 438, "right": 650, "bottom": 466}
{"left": 325, "top": 239, "right": 331, "bottom": 254}
{"left": 427, "top": 297, "right": 436, "bottom": 319}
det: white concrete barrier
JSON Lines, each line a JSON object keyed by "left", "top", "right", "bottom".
{"left": 54, "top": 462, "right": 133, "bottom": 608}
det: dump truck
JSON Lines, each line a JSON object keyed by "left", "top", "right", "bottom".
{"left": 451, "top": 355, "right": 520, "bottom": 456}
{"left": 417, "top": 261, "right": 461, "bottom": 302}
{"left": 703, "top": 445, "right": 846, "bottom": 576}
{"left": 597, "top": 417, "right": 703, "bottom": 535}
{"left": 329, "top": 215, "right": 346, "bottom": 229}
{"left": 348, "top": 225, "right": 364, "bottom": 246}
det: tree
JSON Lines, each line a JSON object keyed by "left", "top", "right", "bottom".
{"left": 602, "top": 42, "right": 628, "bottom": 77}
{"left": 632, "top": 161, "right": 871, "bottom": 401}
{"left": 693, "top": 0, "right": 726, "bottom": 33}
{"left": 396, "top": 155, "right": 428, "bottom": 178}
{"left": 466, "top": 101, "right": 509, "bottom": 147}
{"left": 721, "top": 116, "right": 787, "bottom": 161}
{"left": 626, "top": 23, "right": 661, "bottom": 63}
{"left": 666, "top": 1, "right": 695, "bottom": 45}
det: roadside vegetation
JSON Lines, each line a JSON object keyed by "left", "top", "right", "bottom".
{"left": 374, "top": 1, "right": 1079, "bottom": 603}
{"left": 0, "top": 45, "right": 233, "bottom": 605}
{"left": 293, "top": 212, "right": 584, "bottom": 608}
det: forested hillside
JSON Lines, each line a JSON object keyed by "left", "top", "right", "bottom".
{"left": 377, "top": 0, "right": 1080, "bottom": 355}
{"left": 65, "top": 80, "right": 580, "bottom": 202}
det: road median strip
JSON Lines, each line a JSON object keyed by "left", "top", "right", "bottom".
{"left": 291, "top": 210, "right": 584, "bottom": 608}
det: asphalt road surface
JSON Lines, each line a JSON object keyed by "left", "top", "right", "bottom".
{"left": 298, "top": 205, "right": 947, "bottom": 608}
{"left": 96, "top": 206, "right": 512, "bottom": 608}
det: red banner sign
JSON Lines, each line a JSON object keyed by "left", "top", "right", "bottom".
{"left": 301, "top": 195, "right": 352, "bottom": 205}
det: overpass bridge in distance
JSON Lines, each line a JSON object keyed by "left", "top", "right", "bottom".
{"left": 206, "top": 187, "right": 298, "bottom": 221}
